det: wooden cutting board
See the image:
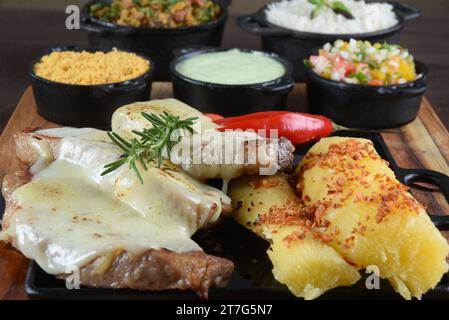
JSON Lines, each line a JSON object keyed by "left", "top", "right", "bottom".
{"left": 1, "top": 83, "right": 449, "bottom": 300}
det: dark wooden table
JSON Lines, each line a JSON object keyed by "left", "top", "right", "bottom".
{"left": 0, "top": 9, "right": 448, "bottom": 132}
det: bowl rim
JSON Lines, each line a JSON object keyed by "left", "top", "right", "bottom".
{"left": 249, "top": 1, "right": 408, "bottom": 39}
{"left": 305, "top": 59, "right": 428, "bottom": 90}
{"left": 82, "top": 0, "right": 228, "bottom": 33}
{"left": 169, "top": 47, "right": 295, "bottom": 89}
{"left": 28, "top": 45, "right": 155, "bottom": 89}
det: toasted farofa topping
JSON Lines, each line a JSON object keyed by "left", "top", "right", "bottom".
{"left": 33, "top": 49, "right": 150, "bottom": 85}
{"left": 253, "top": 200, "right": 335, "bottom": 247}
{"left": 303, "top": 139, "right": 422, "bottom": 223}
{"left": 247, "top": 177, "right": 281, "bottom": 189}
{"left": 277, "top": 139, "right": 422, "bottom": 249}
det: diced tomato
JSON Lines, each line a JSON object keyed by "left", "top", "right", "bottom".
{"left": 331, "top": 56, "right": 355, "bottom": 76}
{"left": 344, "top": 61, "right": 356, "bottom": 76}
{"left": 369, "top": 79, "right": 383, "bottom": 86}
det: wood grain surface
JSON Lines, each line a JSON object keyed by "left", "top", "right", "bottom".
{"left": 0, "top": 83, "right": 448, "bottom": 300}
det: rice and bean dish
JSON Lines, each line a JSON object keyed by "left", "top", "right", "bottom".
{"left": 90, "top": 0, "right": 221, "bottom": 28}
{"left": 33, "top": 49, "right": 150, "bottom": 85}
{"left": 305, "top": 39, "right": 417, "bottom": 86}
{"left": 265, "top": 0, "right": 398, "bottom": 34}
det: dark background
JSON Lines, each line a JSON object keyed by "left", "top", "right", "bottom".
{"left": 0, "top": 0, "right": 448, "bottom": 131}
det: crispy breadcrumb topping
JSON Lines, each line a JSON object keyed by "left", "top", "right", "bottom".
{"left": 247, "top": 177, "right": 281, "bottom": 189}
{"left": 251, "top": 139, "right": 423, "bottom": 251}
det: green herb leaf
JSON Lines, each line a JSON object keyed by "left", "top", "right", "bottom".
{"left": 331, "top": 1, "right": 354, "bottom": 19}
{"left": 311, "top": 5, "right": 324, "bottom": 19}
{"left": 308, "top": 0, "right": 325, "bottom": 6}
{"left": 303, "top": 59, "right": 311, "bottom": 68}
{"left": 308, "top": 0, "right": 354, "bottom": 20}
{"left": 367, "top": 61, "right": 377, "bottom": 69}
{"left": 101, "top": 112, "right": 198, "bottom": 184}
{"left": 355, "top": 72, "right": 369, "bottom": 84}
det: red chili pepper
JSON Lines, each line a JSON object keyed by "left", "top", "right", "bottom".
{"left": 203, "top": 113, "right": 225, "bottom": 121}
{"left": 213, "top": 111, "right": 334, "bottom": 145}
{"left": 214, "top": 111, "right": 290, "bottom": 125}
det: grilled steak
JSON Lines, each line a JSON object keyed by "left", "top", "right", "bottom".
{"left": 1, "top": 128, "right": 234, "bottom": 298}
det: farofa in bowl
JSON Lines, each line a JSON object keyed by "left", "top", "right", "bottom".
{"left": 33, "top": 48, "right": 150, "bottom": 85}
{"left": 29, "top": 46, "right": 154, "bottom": 128}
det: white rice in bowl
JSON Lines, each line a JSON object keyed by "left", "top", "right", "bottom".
{"left": 265, "top": 0, "right": 398, "bottom": 34}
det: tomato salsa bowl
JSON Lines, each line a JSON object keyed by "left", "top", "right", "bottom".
{"left": 304, "top": 40, "right": 428, "bottom": 129}
{"left": 305, "top": 61, "right": 428, "bottom": 129}
{"left": 238, "top": 0, "right": 420, "bottom": 82}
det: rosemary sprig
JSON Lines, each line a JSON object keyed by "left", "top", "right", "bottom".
{"left": 101, "top": 111, "right": 198, "bottom": 183}
{"left": 308, "top": 0, "right": 354, "bottom": 20}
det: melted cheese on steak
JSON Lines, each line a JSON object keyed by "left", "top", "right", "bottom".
{"left": 1, "top": 128, "right": 230, "bottom": 275}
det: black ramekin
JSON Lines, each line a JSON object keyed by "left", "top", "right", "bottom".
{"left": 170, "top": 47, "right": 295, "bottom": 116}
{"left": 80, "top": 0, "right": 229, "bottom": 81}
{"left": 238, "top": 1, "right": 420, "bottom": 82}
{"left": 29, "top": 46, "right": 154, "bottom": 129}
{"left": 305, "top": 60, "right": 428, "bottom": 129}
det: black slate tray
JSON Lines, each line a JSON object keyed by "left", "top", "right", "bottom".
{"left": 6, "top": 131, "right": 449, "bottom": 299}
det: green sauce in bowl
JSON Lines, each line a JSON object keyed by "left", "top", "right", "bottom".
{"left": 175, "top": 49, "right": 286, "bottom": 85}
